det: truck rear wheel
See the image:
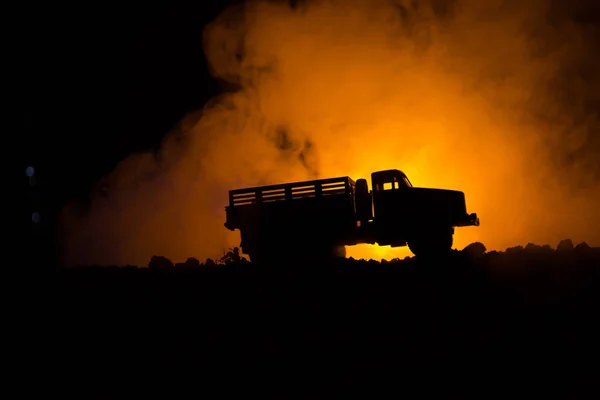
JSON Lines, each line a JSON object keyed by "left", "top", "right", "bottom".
{"left": 408, "top": 227, "right": 453, "bottom": 259}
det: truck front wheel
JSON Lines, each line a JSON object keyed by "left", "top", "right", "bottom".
{"left": 408, "top": 227, "right": 453, "bottom": 259}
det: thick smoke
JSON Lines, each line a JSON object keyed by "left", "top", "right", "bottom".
{"left": 60, "top": 0, "right": 600, "bottom": 266}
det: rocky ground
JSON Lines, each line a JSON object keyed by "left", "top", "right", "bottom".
{"left": 19, "top": 240, "right": 600, "bottom": 397}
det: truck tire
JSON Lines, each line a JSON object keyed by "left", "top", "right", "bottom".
{"left": 408, "top": 227, "right": 453, "bottom": 259}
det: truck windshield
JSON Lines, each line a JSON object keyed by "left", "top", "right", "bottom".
{"left": 403, "top": 176, "right": 413, "bottom": 187}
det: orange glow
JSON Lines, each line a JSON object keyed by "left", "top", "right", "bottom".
{"left": 59, "top": 0, "right": 600, "bottom": 266}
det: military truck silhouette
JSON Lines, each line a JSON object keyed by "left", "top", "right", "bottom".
{"left": 225, "top": 169, "right": 479, "bottom": 263}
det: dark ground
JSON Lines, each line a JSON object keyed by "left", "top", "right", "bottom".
{"left": 20, "top": 244, "right": 600, "bottom": 397}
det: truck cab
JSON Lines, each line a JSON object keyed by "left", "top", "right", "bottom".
{"left": 371, "top": 169, "right": 413, "bottom": 191}
{"left": 369, "top": 169, "right": 414, "bottom": 246}
{"left": 367, "top": 169, "right": 479, "bottom": 252}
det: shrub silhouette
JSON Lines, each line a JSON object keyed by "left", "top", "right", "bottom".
{"left": 218, "top": 247, "right": 248, "bottom": 265}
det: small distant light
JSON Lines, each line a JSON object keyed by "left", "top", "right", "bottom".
{"left": 32, "top": 212, "right": 41, "bottom": 223}
{"left": 26, "top": 166, "right": 35, "bottom": 177}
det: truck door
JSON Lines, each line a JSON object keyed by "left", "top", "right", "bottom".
{"left": 371, "top": 170, "right": 412, "bottom": 238}
{"left": 372, "top": 180, "right": 400, "bottom": 222}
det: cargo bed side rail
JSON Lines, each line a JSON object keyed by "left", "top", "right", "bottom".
{"left": 229, "top": 177, "right": 355, "bottom": 206}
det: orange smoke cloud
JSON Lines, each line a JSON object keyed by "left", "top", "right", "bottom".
{"left": 59, "top": 0, "right": 600, "bottom": 266}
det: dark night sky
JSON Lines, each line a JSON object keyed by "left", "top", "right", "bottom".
{"left": 22, "top": 2, "right": 238, "bottom": 199}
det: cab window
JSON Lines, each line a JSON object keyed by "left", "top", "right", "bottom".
{"left": 376, "top": 181, "right": 398, "bottom": 191}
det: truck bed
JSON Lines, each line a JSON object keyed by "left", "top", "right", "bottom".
{"left": 224, "top": 176, "right": 357, "bottom": 235}
{"left": 227, "top": 176, "right": 355, "bottom": 206}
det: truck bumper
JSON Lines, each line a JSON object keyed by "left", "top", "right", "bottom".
{"left": 455, "top": 213, "right": 480, "bottom": 227}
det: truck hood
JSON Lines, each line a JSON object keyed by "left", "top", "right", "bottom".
{"left": 412, "top": 187, "right": 466, "bottom": 203}
{"left": 410, "top": 187, "right": 469, "bottom": 221}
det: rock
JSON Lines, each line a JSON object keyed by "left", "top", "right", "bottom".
{"left": 204, "top": 258, "right": 216, "bottom": 267}
{"left": 556, "top": 239, "right": 574, "bottom": 252}
{"left": 462, "top": 242, "right": 486, "bottom": 257}
{"left": 506, "top": 245, "right": 524, "bottom": 254}
{"left": 148, "top": 255, "right": 174, "bottom": 270}
{"left": 185, "top": 257, "right": 201, "bottom": 268}
{"left": 574, "top": 242, "right": 591, "bottom": 252}
{"left": 524, "top": 243, "right": 546, "bottom": 253}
